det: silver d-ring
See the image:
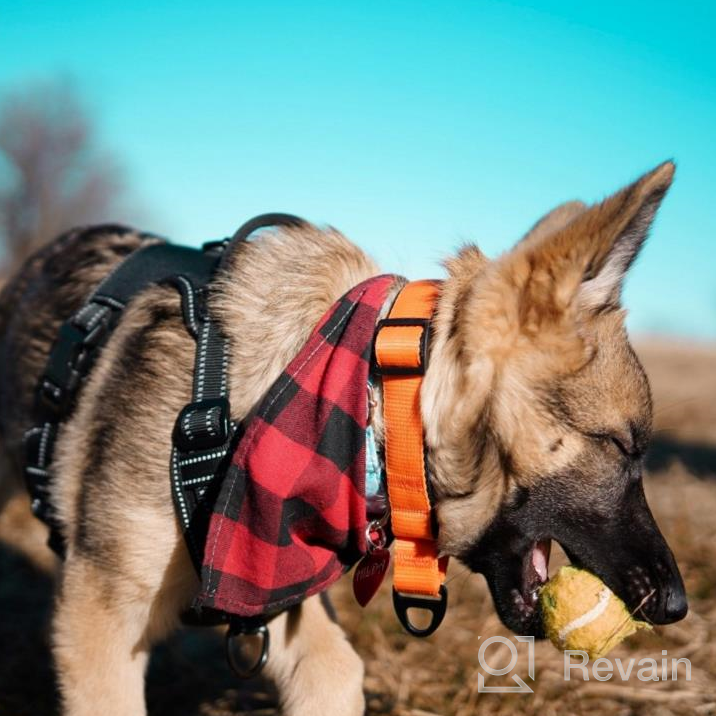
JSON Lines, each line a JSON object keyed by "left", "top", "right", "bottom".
{"left": 225, "top": 621, "right": 270, "bottom": 679}
{"left": 365, "top": 517, "right": 388, "bottom": 553}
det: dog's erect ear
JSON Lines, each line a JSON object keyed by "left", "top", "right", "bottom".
{"left": 519, "top": 200, "right": 587, "bottom": 248}
{"left": 511, "top": 161, "right": 675, "bottom": 325}
{"left": 577, "top": 161, "right": 674, "bottom": 311}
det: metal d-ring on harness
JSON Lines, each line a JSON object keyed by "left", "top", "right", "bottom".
{"left": 23, "top": 213, "right": 306, "bottom": 679}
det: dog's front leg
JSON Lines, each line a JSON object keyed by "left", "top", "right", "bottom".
{"left": 265, "top": 593, "right": 365, "bottom": 716}
{"left": 53, "top": 557, "right": 152, "bottom": 716}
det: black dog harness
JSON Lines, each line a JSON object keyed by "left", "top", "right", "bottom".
{"left": 23, "top": 214, "right": 305, "bottom": 674}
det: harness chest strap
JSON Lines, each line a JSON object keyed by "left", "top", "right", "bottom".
{"left": 375, "top": 280, "right": 449, "bottom": 636}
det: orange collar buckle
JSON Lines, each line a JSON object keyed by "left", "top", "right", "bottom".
{"left": 374, "top": 280, "right": 449, "bottom": 637}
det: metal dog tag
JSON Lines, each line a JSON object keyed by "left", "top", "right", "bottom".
{"left": 353, "top": 518, "right": 390, "bottom": 607}
{"left": 353, "top": 548, "right": 390, "bottom": 607}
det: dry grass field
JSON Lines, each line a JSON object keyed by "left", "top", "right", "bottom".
{"left": 1, "top": 340, "right": 714, "bottom": 716}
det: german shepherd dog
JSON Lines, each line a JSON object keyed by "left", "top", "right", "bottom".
{"left": 0, "top": 162, "right": 687, "bottom": 715}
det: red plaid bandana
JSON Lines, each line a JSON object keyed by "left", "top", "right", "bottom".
{"left": 196, "top": 275, "right": 398, "bottom": 616}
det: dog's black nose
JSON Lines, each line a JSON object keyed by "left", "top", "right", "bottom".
{"left": 662, "top": 584, "right": 688, "bottom": 623}
{"left": 646, "top": 581, "right": 688, "bottom": 624}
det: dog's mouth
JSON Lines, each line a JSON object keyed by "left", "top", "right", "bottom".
{"left": 518, "top": 538, "right": 551, "bottom": 615}
{"left": 458, "top": 466, "right": 688, "bottom": 637}
{"left": 461, "top": 526, "right": 626, "bottom": 638}
{"left": 501, "top": 538, "right": 554, "bottom": 637}
{"left": 462, "top": 531, "right": 558, "bottom": 637}
{"left": 460, "top": 499, "right": 688, "bottom": 637}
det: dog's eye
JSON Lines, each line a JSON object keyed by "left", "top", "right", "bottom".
{"left": 611, "top": 435, "right": 630, "bottom": 456}
{"left": 610, "top": 431, "right": 644, "bottom": 459}
{"left": 588, "top": 431, "right": 638, "bottom": 458}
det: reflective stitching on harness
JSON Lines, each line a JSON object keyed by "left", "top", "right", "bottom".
{"left": 179, "top": 450, "right": 227, "bottom": 466}
{"left": 182, "top": 411, "right": 195, "bottom": 441}
{"left": 97, "top": 295, "right": 125, "bottom": 310}
{"left": 172, "top": 448, "right": 190, "bottom": 527}
{"left": 182, "top": 474, "right": 216, "bottom": 486}
{"left": 205, "top": 406, "right": 218, "bottom": 437}
{"left": 24, "top": 237, "right": 232, "bottom": 568}
{"left": 84, "top": 304, "right": 109, "bottom": 332}
{"left": 74, "top": 303, "right": 95, "bottom": 324}
{"left": 196, "top": 322, "right": 210, "bottom": 401}
{"left": 180, "top": 405, "right": 221, "bottom": 442}
{"left": 38, "top": 422, "right": 52, "bottom": 468}
{"left": 220, "top": 341, "right": 229, "bottom": 397}
{"left": 176, "top": 276, "right": 199, "bottom": 335}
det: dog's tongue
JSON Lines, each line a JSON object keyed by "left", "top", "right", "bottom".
{"left": 531, "top": 540, "right": 551, "bottom": 583}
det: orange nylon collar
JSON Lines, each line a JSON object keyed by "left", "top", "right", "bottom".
{"left": 374, "top": 280, "right": 449, "bottom": 637}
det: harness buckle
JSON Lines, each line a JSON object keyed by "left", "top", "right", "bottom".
{"left": 174, "top": 397, "right": 231, "bottom": 452}
{"left": 374, "top": 317, "right": 431, "bottom": 376}
{"left": 38, "top": 378, "right": 66, "bottom": 412}
{"left": 38, "top": 310, "right": 112, "bottom": 414}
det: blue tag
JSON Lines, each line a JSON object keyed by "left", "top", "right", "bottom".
{"left": 365, "top": 423, "right": 388, "bottom": 517}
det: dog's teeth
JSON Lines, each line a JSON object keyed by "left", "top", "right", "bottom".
{"left": 531, "top": 540, "right": 551, "bottom": 582}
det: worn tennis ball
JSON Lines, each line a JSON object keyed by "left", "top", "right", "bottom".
{"left": 540, "top": 566, "right": 651, "bottom": 659}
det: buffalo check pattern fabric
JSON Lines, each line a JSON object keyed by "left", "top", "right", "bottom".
{"left": 197, "top": 274, "right": 398, "bottom": 616}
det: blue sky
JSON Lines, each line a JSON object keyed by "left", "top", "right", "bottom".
{"left": 2, "top": 1, "right": 715, "bottom": 338}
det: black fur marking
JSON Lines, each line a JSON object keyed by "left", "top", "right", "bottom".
{"left": 75, "top": 301, "right": 179, "bottom": 560}
{"left": 460, "top": 463, "right": 687, "bottom": 635}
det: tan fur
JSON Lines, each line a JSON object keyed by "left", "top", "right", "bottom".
{"left": 424, "top": 162, "right": 674, "bottom": 554}
{"left": 519, "top": 200, "right": 587, "bottom": 247}
{"left": 211, "top": 224, "right": 381, "bottom": 416}
{"left": 265, "top": 596, "right": 365, "bottom": 715}
{"left": 43, "top": 227, "right": 382, "bottom": 716}
{"left": 0, "top": 162, "right": 675, "bottom": 715}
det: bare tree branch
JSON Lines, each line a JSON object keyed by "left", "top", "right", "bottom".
{"left": 0, "top": 79, "right": 126, "bottom": 267}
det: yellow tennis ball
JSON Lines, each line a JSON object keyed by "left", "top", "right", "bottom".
{"left": 540, "top": 566, "right": 651, "bottom": 659}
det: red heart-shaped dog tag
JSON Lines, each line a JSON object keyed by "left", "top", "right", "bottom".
{"left": 353, "top": 549, "right": 390, "bottom": 607}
